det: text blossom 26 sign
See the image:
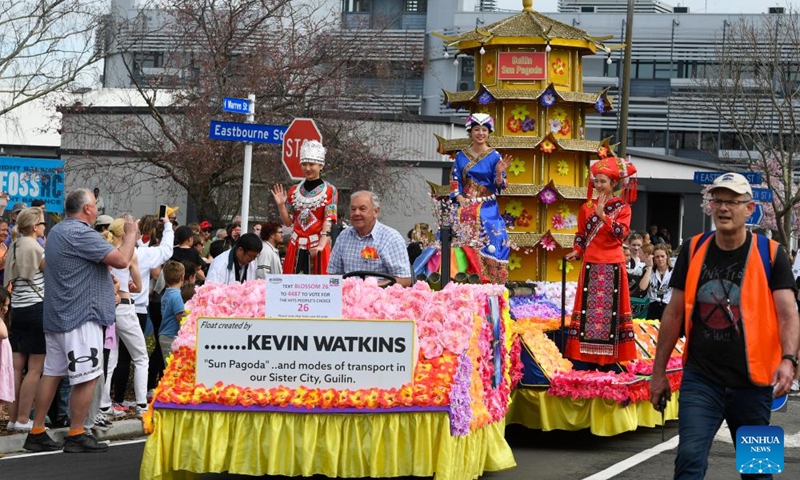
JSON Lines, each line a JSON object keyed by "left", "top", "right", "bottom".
{"left": 265, "top": 274, "right": 343, "bottom": 319}
{"left": 195, "top": 318, "right": 417, "bottom": 391}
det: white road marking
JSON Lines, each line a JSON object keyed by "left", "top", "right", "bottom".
{"left": 581, "top": 435, "right": 681, "bottom": 480}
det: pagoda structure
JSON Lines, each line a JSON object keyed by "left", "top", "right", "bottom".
{"left": 434, "top": 0, "right": 617, "bottom": 283}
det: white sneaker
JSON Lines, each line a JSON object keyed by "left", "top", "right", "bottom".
{"left": 6, "top": 421, "right": 16, "bottom": 431}
{"left": 121, "top": 400, "right": 138, "bottom": 408}
{"left": 791, "top": 380, "right": 800, "bottom": 393}
{"left": 13, "top": 420, "right": 33, "bottom": 431}
{"left": 99, "top": 406, "right": 126, "bottom": 418}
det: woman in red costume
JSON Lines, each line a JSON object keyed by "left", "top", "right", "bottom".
{"left": 271, "top": 140, "right": 338, "bottom": 274}
{"left": 564, "top": 153, "right": 638, "bottom": 366}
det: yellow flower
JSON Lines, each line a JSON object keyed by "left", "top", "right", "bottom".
{"left": 552, "top": 108, "right": 568, "bottom": 122}
{"left": 558, "top": 259, "right": 574, "bottom": 273}
{"left": 508, "top": 253, "right": 522, "bottom": 271}
{"left": 505, "top": 199, "right": 524, "bottom": 217}
{"left": 557, "top": 160, "right": 569, "bottom": 176}
{"left": 557, "top": 204, "right": 571, "bottom": 217}
{"left": 510, "top": 104, "right": 530, "bottom": 121}
{"left": 508, "top": 157, "right": 526, "bottom": 176}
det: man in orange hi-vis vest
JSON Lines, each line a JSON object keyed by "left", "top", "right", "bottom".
{"left": 650, "top": 172, "right": 799, "bottom": 479}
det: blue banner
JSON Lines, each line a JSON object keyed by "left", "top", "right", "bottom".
{"left": 0, "top": 157, "right": 65, "bottom": 213}
{"left": 208, "top": 120, "right": 286, "bottom": 144}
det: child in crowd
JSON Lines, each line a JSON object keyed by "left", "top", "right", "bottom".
{"left": 0, "top": 288, "right": 12, "bottom": 433}
{"left": 159, "top": 261, "right": 185, "bottom": 366}
{"left": 180, "top": 261, "right": 198, "bottom": 303}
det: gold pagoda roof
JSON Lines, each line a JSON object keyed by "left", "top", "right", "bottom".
{"left": 443, "top": 84, "right": 613, "bottom": 112}
{"left": 435, "top": 133, "right": 602, "bottom": 155}
{"left": 436, "top": 10, "right": 613, "bottom": 55}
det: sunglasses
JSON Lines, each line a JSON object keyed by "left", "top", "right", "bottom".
{"left": 37, "top": 222, "right": 46, "bottom": 226}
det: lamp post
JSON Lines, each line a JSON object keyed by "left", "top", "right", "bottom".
{"left": 716, "top": 20, "right": 729, "bottom": 160}
{"left": 618, "top": 0, "right": 635, "bottom": 157}
{"left": 665, "top": 18, "right": 679, "bottom": 156}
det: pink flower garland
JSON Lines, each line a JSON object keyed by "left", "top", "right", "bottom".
{"left": 548, "top": 370, "right": 640, "bottom": 403}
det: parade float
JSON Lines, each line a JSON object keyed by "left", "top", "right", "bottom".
{"left": 504, "top": 283, "right": 682, "bottom": 436}
{"left": 426, "top": 0, "right": 682, "bottom": 436}
{"left": 140, "top": 278, "right": 519, "bottom": 480}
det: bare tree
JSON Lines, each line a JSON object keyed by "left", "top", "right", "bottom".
{"left": 0, "top": 0, "right": 104, "bottom": 116}
{"left": 693, "top": 12, "right": 800, "bottom": 247}
{"left": 62, "top": 0, "right": 424, "bottom": 224}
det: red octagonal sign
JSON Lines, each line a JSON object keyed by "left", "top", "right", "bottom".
{"left": 282, "top": 118, "right": 322, "bottom": 181}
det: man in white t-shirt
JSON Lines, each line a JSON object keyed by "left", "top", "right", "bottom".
{"left": 256, "top": 222, "right": 283, "bottom": 278}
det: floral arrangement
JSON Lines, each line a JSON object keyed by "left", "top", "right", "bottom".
{"left": 506, "top": 104, "right": 535, "bottom": 134}
{"left": 509, "top": 295, "right": 562, "bottom": 320}
{"left": 539, "top": 186, "right": 558, "bottom": 205}
{"left": 147, "top": 279, "right": 515, "bottom": 437}
{"left": 540, "top": 235, "right": 557, "bottom": 251}
{"left": 551, "top": 57, "right": 566, "bottom": 76}
{"left": 540, "top": 88, "right": 556, "bottom": 108}
{"left": 511, "top": 322, "right": 572, "bottom": 379}
{"left": 551, "top": 204, "right": 577, "bottom": 231}
{"left": 508, "top": 157, "right": 526, "bottom": 177}
{"left": 548, "top": 370, "right": 641, "bottom": 403}
{"left": 484, "top": 61, "right": 494, "bottom": 78}
{"left": 626, "top": 357, "right": 683, "bottom": 376}
{"left": 540, "top": 139, "right": 556, "bottom": 154}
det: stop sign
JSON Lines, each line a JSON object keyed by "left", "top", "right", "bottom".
{"left": 282, "top": 118, "right": 323, "bottom": 181}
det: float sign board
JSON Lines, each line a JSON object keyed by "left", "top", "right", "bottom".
{"left": 265, "top": 274, "right": 343, "bottom": 319}
{"left": 196, "top": 318, "right": 416, "bottom": 391}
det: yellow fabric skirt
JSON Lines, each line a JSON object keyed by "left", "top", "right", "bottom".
{"left": 140, "top": 409, "right": 516, "bottom": 480}
{"left": 505, "top": 388, "right": 679, "bottom": 437}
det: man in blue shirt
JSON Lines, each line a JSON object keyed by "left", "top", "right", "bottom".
{"left": 23, "top": 189, "right": 136, "bottom": 453}
{"left": 328, "top": 191, "right": 411, "bottom": 287}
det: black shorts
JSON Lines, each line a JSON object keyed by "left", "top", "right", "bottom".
{"left": 9, "top": 302, "right": 46, "bottom": 355}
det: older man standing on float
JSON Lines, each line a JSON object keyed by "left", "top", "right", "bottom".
{"left": 650, "top": 172, "right": 800, "bottom": 479}
{"left": 328, "top": 191, "right": 411, "bottom": 287}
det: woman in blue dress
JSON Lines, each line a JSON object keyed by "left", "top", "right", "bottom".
{"left": 450, "top": 113, "right": 512, "bottom": 283}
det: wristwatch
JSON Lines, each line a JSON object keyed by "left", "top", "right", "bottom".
{"left": 782, "top": 354, "right": 799, "bottom": 368}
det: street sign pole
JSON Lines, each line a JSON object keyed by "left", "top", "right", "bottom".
{"left": 240, "top": 93, "right": 255, "bottom": 234}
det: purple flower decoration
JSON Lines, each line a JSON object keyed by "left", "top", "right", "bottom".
{"left": 521, "top": 117, "right": 535, "bottom": 132}
{"left": 595, "top": 96, "right": 605, "bottom": 114}
{"left": 478, "top": 90, "right": 494, "bottom": 105}
{"left": 539, "top": 187, "right": 558, "bottom": 205}
{"left": 541, "top": 89, "right": 556, "bottom": 108}
{"left": 502, "top": 213, "right": 517, "bottom": 228}
{"left": 449, "top": 352, "right": 474, "bottom": 437}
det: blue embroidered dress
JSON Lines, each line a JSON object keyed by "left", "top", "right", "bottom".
{"left": 450, "top": 149, "right": 509, "bottom": 283}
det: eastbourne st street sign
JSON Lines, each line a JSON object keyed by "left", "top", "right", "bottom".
{"left": 693, "top": 171, "right": 763, "bottom": 185}
{"left": 208, "top": 120, "right": 286, "bottom": 145}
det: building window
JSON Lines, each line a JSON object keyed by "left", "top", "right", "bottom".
{"left": 345, "top": 0, "right": 371, "bottom": 13}
{"left": 134, "top": 52, "right": 164, "bottom": 69}
{"left": 404, "top": 0, "right": 427, "bottom": 12}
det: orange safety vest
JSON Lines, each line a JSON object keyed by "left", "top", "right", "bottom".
{"left": 683, "top": 232, "right": 780, "bottom": 386}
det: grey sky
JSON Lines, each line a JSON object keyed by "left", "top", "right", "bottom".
{"left": 496, "top": 0, "right": 797, "bottom": 14}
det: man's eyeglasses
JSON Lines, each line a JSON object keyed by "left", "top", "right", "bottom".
{"left": 710, "top": 198, "right": 751, "bottom": 208}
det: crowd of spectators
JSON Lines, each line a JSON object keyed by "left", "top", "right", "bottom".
{"left": 0, "top": 189, "right": 300, "bottom": 452}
